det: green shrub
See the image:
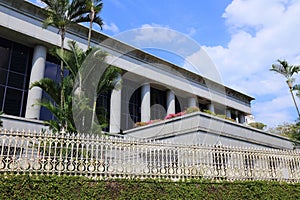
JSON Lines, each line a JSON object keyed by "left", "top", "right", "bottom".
{"left": 203, "top": 109, "right": 215, "bottom": 115}
{"left": 0, "top": 174, "right": 299, "bottom": 199}
{"left": 185, "top": 106, "right": 200, "bottom": 114}
{"left": 249, "top": 122, "right": 266, "bottom": 130}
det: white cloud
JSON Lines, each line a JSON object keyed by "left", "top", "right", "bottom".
{"left": 193, "top": 0, "right": 300, "bottom": 127}
{"left": 114, "top": 24, "right": 200, "bottom": 58}
{"left": 103, "top": 22, "right": 120, "bottom": 34}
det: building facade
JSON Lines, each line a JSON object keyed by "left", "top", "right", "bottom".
{"left": 0, "top": 0, "right": 294, "bottom": 149}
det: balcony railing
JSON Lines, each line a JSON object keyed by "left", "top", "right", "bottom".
{"left": 0, "top": 129, "right": 299, "bottom": 182}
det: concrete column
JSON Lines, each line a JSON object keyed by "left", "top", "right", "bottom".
{"left": 109, "top": 78, "right": 122, "bottom": 133}
{"left": 25, "top": 45, "right": 47, "bottom": 119}
{"left": 226, "top": 109, "right": 231, "bottom": 119}
{"left": 141, "top": 83, "right": 151, "bottom": 122}
{"left": 188, "top": 97, "right": 197, "bottom": 107}
{"left": 208, "top": 103, "right": 215, "bottom": 113}
{"left": 166, "top": 90, "right": 175, "bottom": 114}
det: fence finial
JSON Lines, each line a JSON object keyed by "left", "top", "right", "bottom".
{"left": 60, "top": 128, "right": 65, "bottom": 135}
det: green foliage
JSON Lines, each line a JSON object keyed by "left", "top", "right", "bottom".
{"left": 270, "top": 59, "right": 300, "bottom": 81}
{"left": 270, "top": 59, "right": 300, "bottom": 117}
{"left": 203, "top": 109, "right": 215, "bottom": 115}
{"left": 248, "top": 122, "right": 266, "bottom": 130}
{"left": 202, "top": 109, "right": 236, "bottom": 122}
{"left": 294, "top": 84, "right": 300, "bottom": 98}
{"left": 269, "top": 121, "right": 300, "bottom": 143}
{"left": 0, "top": 175, "right": 300, "bottom": 199}
{"left": 41, "top": 0, "right": 103, "bottom": 36}
{"left": 0, "top": 111, "right": 3, "bottom": 127}
{"left": 185, "top": 106, "right": 200, "bottom": 114}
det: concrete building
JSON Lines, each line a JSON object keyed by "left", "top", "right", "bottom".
{"left": 0, "top": 0, "right": 295, "bottom": 149}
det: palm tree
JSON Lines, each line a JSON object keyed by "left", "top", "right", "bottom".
{"left": 87, "top": 0, "right": 103, "bottom": 48}
{"left": 31, "top": 41, "right": 121, "bottom": 133}
{"left": 41, "top": 0, "right": 104, "bottom": 129}
{"left": 270, "top": 59, "right": 300, "bottom": 117}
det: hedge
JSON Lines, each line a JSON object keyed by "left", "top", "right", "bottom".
{"left": 0, "top": 174, "right": 300, "bottom": 199}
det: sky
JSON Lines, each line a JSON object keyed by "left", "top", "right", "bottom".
{"left": 30, "top": 0, "right": 300, "bottom": 128}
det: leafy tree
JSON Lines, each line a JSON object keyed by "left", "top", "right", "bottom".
{"left": 270, "top": 59, "right": 300, "bottom": 117}
{"left": 31, "top": 41, "right": 121, "bottom": 133}
{"left": 269, "top": 121, "right": 300, "bottom": 143}
{"left": 87, "top": 0, "right": 103, "bottom": 48}
{"left": 41, "top": 0, "right": 104, "bottom": 128}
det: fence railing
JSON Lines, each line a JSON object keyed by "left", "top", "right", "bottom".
{"left": 0, "top": 129, "right": 299, "bottom": 182}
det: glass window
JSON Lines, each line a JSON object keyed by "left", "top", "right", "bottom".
{"left": 0, "top": 86, "right": 4, "bottom": 110}
{"left": 10, "top": 43, "right": 29, "bottom": 74}
{"left": 7, "top": 71, "right": 25, "bottom": 89}
{"left": 39, "top": 54, "right": 60, "bottom": 120}
{"left": 40, "top": 91, "right": 56, "bottom": 121}
{"left": 129, "top": 87, "right": 141, "bottom": 123}
{"left": 151, "top": 87, "right": 166, "bottom": 120}
{"left": 0, "top": 69, "right": 7, "bottom": 86}
{"left": 0, "top": 36, "right": 32, "bottom": 117}
{"left": 4, "top": 88, "right": 22, "bottom": 116}
{"left": 97, "top": 91, "right": 111, "bottom": 132}
{"left": 0, "top": 47, "right": 10, "bottom": 70}
{"left": 0, "top": 37, "right": 11, "bottom": 70}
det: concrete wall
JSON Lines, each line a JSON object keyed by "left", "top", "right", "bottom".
{"left": 1, "top": 114, "right": 48, "bottom": 131}
{"left": 124, "top": 112, "right": 295, "bottom": 149}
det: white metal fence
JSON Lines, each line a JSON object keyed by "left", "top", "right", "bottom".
{"left": 0, "top": 129, "right": 299, "bottom": 182}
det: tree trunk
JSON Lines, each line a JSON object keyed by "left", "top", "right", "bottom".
{"left": 290, "top": 89, "right": 300, "bottom": 118}
{"left": 88, "top": 8, "right": 95, "bottom": 49}
{"left": 88, "top": 20, "right": 93, "bottom": 48}
{"left": 287, "top": 80, "right": 300, "bottom": 118}
{"left": 60, "top": 29, "right": 66, "bottom": 130}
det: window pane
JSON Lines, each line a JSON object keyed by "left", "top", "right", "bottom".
{"left": 4, "top": 88, "right": 22, "bottom": 116}
{"left": 21, "top": 91, "right": 28, "bottom": 117}
{"left": 0, "top": 86, "right": 4, "bottom": 110}
{"left": 0, "top": 46, "right": 10, "bottom": 70}
{"left": 7, "top": 71, "right": 25, "bottom": 89}
{"left": 39, "top": 91, "right": 55, "bottom": 120}
{"left": 10, "top": 43, "right": 29, "bottom": 74}
{"left": 0, "top": 69, "right": 7, "bottom": 86}
{"left": 45, "top": 61, "right": 60, "bottom": 81}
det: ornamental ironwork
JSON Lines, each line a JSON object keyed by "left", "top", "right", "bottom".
{"left": 0, "top": 128, "right": 299, "bottom": 182}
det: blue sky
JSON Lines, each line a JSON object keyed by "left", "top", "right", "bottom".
{"left": 30, "top": 0, "right": 300, "bottom": 128}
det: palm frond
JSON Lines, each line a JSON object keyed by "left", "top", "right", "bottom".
{"left": 293, "top": 84, "right": 300, "bottom": 98}
{"left": 30, "top": 78, "right": 61, "bottom": 105}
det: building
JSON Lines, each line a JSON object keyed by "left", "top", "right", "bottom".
{"left": 0, "top": 0, "right": 295, "bottom": 149}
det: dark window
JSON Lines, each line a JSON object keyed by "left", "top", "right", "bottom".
{"left": 7, "top": 71, "right": 25, "bottom": 89}
{"left": 39, "top": 54, "right": 60, "bottom": 120}
{"left": 4, "top": 88, "right": 23, "bottom": 116}
{"left": 0, "top": 40, "right": 11, "bottom": 70}
{"left": 0, "top": 36, "right": 32, "bottom": 117}
{"left": 0, "top": 69, "right": 7, "bottom": 86}
{"left": 175, "top": 96, "right": 181, "bottom": 113}
{"left": 10, "top": 43, "right": 29, "bottom": 74}
{"left": 97, "top": 91, "right": 111, "bottom": 132}
{"left": 0, "top": 86, "right": 4, "bottom": 109}
{"left": 129, "top": 87, "right": 141, "bottom": 123}
{"left": 39, "top": 53, "right": 70, "bottom": 121}
{"left": 151, "top": 87, "right": 166, "bottom": 120}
